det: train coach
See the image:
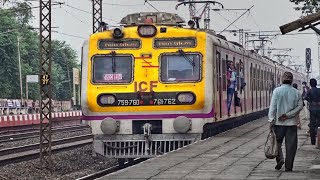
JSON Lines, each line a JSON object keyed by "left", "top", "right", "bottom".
{"left": 81, "top": 12, "right": 306, "bottom": 162}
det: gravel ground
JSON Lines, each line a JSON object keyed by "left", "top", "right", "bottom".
{"left": 0, "top": 145, "right": 117, "bottom": 180}
{"left": 0, "top": 129, "right": 91, "bottom": 149}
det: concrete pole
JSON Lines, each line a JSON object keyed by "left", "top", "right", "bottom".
{"left": 17, "top": 36, "right": 23, "bottom": 104}
{"left": 26, "top": 81, "right": 28, "bottom": 100}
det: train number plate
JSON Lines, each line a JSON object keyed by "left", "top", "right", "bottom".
{"left": 153, "top": 98, "right": 176, "bottom": 105}
{"left": 116, "top": 98, "right": 177, "bottom": 106}
{"left": 117, "top": 100, "right": 140, "bottom": 106}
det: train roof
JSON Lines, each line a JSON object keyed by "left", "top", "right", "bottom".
{"left": 110, "top": 12, "right": 304, "bottom": 76}
{"left": 120, "top": 12, "right": 185, "bottom": 26}
{"left": 207, "top": 31, "right": 302, "bottom": 75}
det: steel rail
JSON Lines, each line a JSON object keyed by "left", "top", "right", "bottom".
{"left": 0, "top": 118, "right": 82, "bottom": 133}
{"left": 0, "top": 134, "right": 93, "bottom": 166}
{"left": 0, "top": 125, "right": 89, "bottom": 143}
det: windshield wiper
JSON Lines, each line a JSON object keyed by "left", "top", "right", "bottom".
{"left": 111, "top": 51, "right": 116, "bottom": 73}
{"left": 178, "top": 49, "right": 195, "bottom": 66}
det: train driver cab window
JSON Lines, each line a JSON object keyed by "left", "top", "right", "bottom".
{"left": 92, "top": 55, "right": 133, "bottom": 83}
{"left": 160, "top": 53, "right": 201, "bottom": 82}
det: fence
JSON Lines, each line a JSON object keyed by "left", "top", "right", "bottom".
{"left": 0, "top": 99, "right": 73, "bottom": 116}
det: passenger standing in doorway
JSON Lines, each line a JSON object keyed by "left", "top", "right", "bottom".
{"left": 304, "top": 78, "right": 320, "bottom": 145}
{"left": 239, "top": 60, "right": 246, "bottom": 94}
{"left": 268, "top": 72, "right": 303, "bottom": 171}
{"left": 226, "top": 61, "right": 237, "bottom": 117}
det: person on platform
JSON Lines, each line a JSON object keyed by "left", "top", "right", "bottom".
{"left": 302, "top": 81, "right": 310, "bottom": 134}
{"left": 292, "top": 83, "right": 302, "bottom": 129}
{"left": 304, "top": 78, "right": 320, "bottom": 145}
{"left": 268, "top": 72, "right": 303, "bottom": 171}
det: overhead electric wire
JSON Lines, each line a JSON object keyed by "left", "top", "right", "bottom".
{"left": 64, "top": 4, "right": 118, "bottom": 23}
{"left": 249, "top": 13, "right": 261, "bottom": 31}
{"left": 52, "top": 31, "right": 86, "bottom": 39}
{"left": 280, "top": 32, "right": 316, "bottom": 36}
{"left": 144, "top": 0, "right": 160, "bottom": 12}
{"left": 0, "top": 2, "right": 63, "bottom": 16}
{"left": 219, "top": 5, "right": 254, "bottom": 35}
{"left": 212, "top": 8, "right": 252, "bottom": 11}
{"left": 194, "top": 4, "right": 207, "bottom": 18}
{"left": 62, "top": 8, "right": 87, "bottom": 24}
{"left": 258, "top": 33, "right": 280, "bottom": 51}
{"left": 214, "top": 11, "right": 240, "bottom": 29}
{"left": 102, "top": 2, "right": 144, "bottom": 7}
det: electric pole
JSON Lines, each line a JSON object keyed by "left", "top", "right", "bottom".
{"left": 39, "top": 0, "right": 52, "bottom": 169}
{"left": 92, "top": 0, "right": 102, "bottom": 33}
{"left": 274, "top": 54, "right": 290, "bottom": 65}
{"left": 17, "top": 36, "right": 23, "bottom": 105}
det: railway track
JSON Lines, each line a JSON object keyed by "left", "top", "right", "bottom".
{"left": 0, "top": 124, "right": 89, "bottom": 143}
{"left": 0, "top": 118, "right": 82, "bottom": 133}
{"left": 77, "top": 158, "right": 148, "bottom": 180}
{"left": 0, "top": 134, "right": 93, "bottom": 166}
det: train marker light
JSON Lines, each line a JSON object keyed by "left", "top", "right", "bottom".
{"left": 173, "top": 116, "right": 191, "bottom": 133}
{"left": 177, "top": 92, "right": 195, "bottom": 103}
{"left": 98, "top": 94, "right": 116, "bottom": 105}
{"left": 141, "top": 53, "right": 152, "bottom": 58}
{"left": 113, "top": 28, "right": 124, "bottom": 38}
{"left": 138, "top": 25, "right": 157, "bottom": 37}
{"left": 100, "top": 118, "right": 120, "bottom": 134}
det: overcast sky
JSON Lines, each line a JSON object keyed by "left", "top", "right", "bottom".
{"left": 28, "top": 0, "right": 319, "bottom": 77}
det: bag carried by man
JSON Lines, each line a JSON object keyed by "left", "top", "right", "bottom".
{"left": 264, "top": 125, "right": 278, "bottom": 159}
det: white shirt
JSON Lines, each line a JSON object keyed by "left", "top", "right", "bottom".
{"left": 268, "top": 84, "right": 303, "bottom": 126}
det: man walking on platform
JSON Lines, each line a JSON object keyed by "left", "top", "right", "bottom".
{"left": 268, "top": 72, "right": 303, "bottom": 171}
{"left": 304, "top": 78, "right": 320, "bottom": 145}
{"left": 302, "top": 81, "right": 310, "bottom": 134}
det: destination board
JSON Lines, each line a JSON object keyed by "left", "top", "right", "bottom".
{"left": 98, "top": 39, "right": 141, "bottom": 49}
{"left": 154, "top": 38, "right": 196, "bottom": 48}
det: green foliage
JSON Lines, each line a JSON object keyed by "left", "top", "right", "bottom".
{"left": 290, "top": 0, "right": 320, "bottom": 14}
{"left": 0, "top": 2, "right": 79, "bottom": 101}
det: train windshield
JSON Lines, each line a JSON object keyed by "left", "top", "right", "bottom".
{"left": 160, "top": 53, "right": 201, "bottom": 82}
{"left": 92, "top": 55, "right": 133, "bottom": 83}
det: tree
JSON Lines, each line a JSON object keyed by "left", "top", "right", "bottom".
{"left": 51, "top": 40, "right": 78, "bottom": 101}
{"left": 0, "top": 5, "right": 23, "bottom": 99}
{"left": 0, "top": 2, "right": 79, "bottom": 101}
{"left": 290, "top": 0, "right": 320, "bottom": 14}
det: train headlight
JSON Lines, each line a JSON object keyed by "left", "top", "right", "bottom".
{"left": 177, "top": 92, "right": 195, "bottom": 104}
{"left": 100, "top": 118, "right": 120, "bottom": 134}
{"left": 137, "top": 25, "right": 157, "bottom": 37}
{"left": 113, "top": 28, "right": 124, "bottom": 38}
{"left": 98, "top": 94, "right": 116, "bottom": 106}
{"left": 173, "top": 116, "right": 191, "bottom": 133}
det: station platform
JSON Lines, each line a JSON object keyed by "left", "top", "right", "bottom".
{"left": 100, "top": 115, "right": 320, "bottom": 180}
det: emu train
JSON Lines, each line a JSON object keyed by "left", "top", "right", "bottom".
{"left": 81, "top": 12, "right": 306, "bottom": 160}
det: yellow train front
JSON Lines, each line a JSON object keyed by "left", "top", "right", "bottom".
{"left": 81, "top": 12, "right": 214, "bottom": 159}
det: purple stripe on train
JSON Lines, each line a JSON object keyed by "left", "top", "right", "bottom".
{"left": 83, "top": 108, "right": 215, "bottom": 120}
